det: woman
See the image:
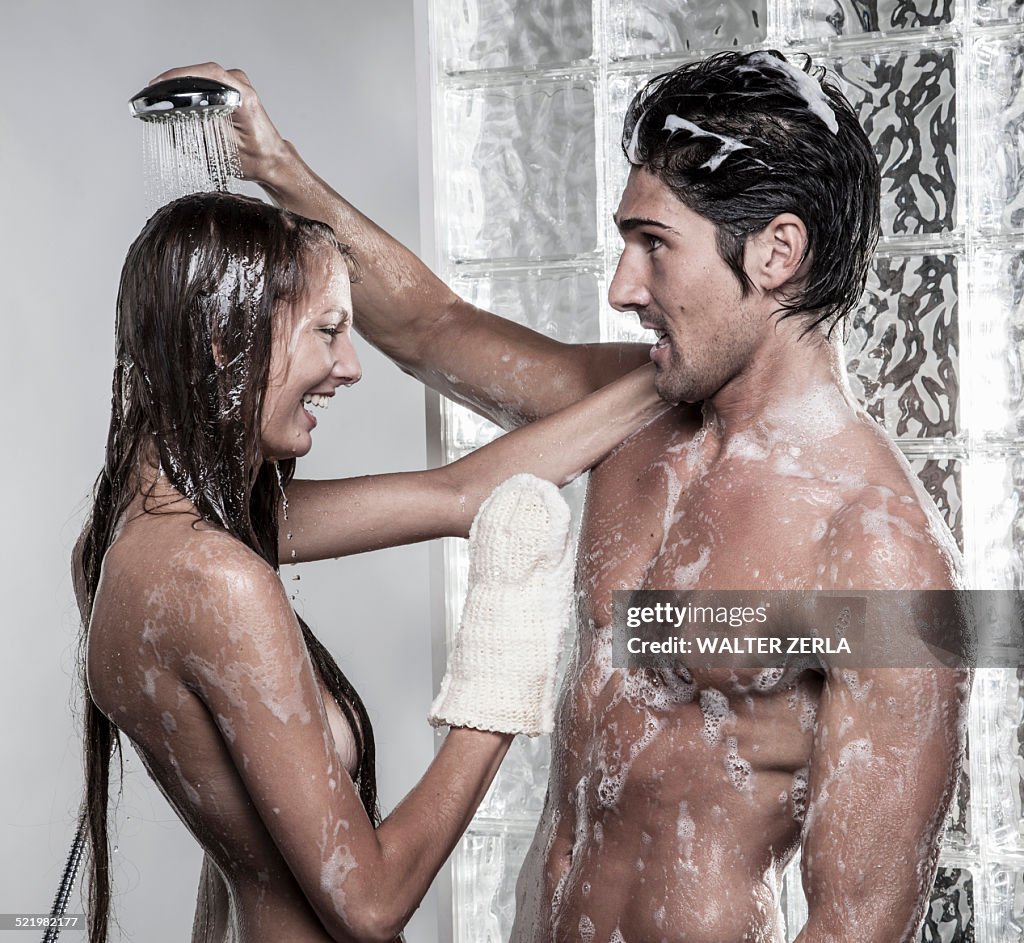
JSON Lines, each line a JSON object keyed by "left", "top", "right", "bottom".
{"left": 76, "top": 192, "right": 663, "bottom": 942}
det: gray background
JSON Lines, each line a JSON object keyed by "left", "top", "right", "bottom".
{"left": 1, "top": 1, "right": 440, "bottom": 940}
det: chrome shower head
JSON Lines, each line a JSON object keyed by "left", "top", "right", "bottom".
{"left": 129, "top": 76, "right": 241, "bottom": 122}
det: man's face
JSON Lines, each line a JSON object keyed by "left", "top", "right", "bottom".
{"left": 610, "top": 167, "right": 770, "bottom": 405}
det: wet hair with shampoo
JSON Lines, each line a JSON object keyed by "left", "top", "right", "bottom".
{"left": 622, "top": 50, "right": 881, "bottom": 335}
{"left": 74, "top": 193, "right": 377, "bottom": 943}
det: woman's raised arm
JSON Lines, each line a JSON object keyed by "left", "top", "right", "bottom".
{"left": 149, "top": 62, "right": 651, "bottom": 426}
{"left": 282, "top": 363, "right": 667, "bottom": 564}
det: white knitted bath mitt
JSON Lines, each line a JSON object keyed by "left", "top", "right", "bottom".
{"left": 428, "top": 474, "right": 574, "bottom": 736}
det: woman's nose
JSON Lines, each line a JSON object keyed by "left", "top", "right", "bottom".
{"left": 333, "top": 337, "right": 362, "bottom": 387}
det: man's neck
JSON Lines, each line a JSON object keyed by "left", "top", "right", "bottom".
{"left": 699, "top": 322, "right": 860, "bottom": 452}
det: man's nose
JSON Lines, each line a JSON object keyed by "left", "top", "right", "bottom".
{"left": 608, "top": 250, "right": 651, "bottom": 313}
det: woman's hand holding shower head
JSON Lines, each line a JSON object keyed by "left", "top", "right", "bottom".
{"left": 429, "top": 474, "right": 574, "bottom": 737}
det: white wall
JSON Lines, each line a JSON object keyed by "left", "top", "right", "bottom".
{"left": 1, "top": 2, "right": 439, "bottom": 940}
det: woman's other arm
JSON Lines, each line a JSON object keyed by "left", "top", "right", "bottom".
{"left": 282, "top": 364, "right": 668, "bottom": 563}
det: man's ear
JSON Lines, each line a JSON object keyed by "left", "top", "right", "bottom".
{"left": 744, "top": 214, "right": 809, "bottom": 293}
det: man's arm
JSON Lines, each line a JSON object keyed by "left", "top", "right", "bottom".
{"left": 797, "top": 664, "right": 967, "bottom": 942}
{"left": 151, "top": 63, "right": 650, "bottom": 428}
{"left": 797, "top": 503, "right": 970, "bottom": 942}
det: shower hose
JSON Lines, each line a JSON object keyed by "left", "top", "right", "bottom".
{"left": 41, "top": 810, "right": 87, "bottom": 943}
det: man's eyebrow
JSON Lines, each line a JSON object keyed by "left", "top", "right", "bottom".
{"left": 614, "top": 215, "right": 679, "bottom": 234}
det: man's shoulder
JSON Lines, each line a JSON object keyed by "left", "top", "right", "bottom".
{"left": 824, "top": 478, "right": 962, "bottom": 590}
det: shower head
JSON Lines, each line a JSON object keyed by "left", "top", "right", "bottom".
{"left": 129, "top": 76, "right": 241, "bottom": 122}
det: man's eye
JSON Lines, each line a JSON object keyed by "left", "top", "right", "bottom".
{"left": 645, "top": 234, "right": 664, "bottom": 251}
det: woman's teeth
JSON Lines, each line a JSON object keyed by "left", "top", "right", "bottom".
{"left": 303, "top": 393, "right": 330, "bottom": 409}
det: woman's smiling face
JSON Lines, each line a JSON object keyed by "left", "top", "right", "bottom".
{"left": 260, "top": 250, "right": 361, "bottom": 461}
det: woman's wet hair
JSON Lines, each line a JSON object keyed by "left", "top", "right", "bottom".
{"left": 75, "top": 193, "right": 378, "bottom": 943}
{"left": 622, "top": 49, "right": 881, "bottom": 336}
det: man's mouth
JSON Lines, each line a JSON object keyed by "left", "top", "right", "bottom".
{"left": 639, "top": 317, "right": 671, "bottom": 363}
{"left": 640, "top": 318, "right": 669, "bottom": 347}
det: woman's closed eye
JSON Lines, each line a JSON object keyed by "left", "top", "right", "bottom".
{"left": 320, "top": 315, "right": 353, "bottom": 340}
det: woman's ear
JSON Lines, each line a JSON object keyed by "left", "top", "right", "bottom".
{"left": 744, "top": 213, "right": 809, "bottom": 294}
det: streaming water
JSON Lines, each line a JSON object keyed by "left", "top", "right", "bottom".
{"left": 141, "top": 111, "right": 242, "bottom": 212}
{"left": 274, "top": 463, "right": 301, "bottom": 596}
{"left": 274, "top": 462, "right": 289, "bottom": 522}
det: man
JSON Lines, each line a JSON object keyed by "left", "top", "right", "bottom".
{"left": 160, "top": 50, "right": 968, "bottom": 941}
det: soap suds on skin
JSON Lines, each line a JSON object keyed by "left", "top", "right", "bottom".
{"left": 699, "top": 688, "right": 733, "bottom": 745}
{"left": 724, "top": 736, "right": 754, "bottom": 792}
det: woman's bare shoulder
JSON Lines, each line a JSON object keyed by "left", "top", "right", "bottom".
{"left": 92, "top": 513, "right": 290, "bottom": 659}
{"left": 108, "top": 511, "right": 276, "bottom": 586}
{"left": 87, "top": 510, "right": 304, "bottom": 733}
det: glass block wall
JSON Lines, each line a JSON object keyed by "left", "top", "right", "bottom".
{"left": 420, "top": 0, "right": 1024, "bottom": 939}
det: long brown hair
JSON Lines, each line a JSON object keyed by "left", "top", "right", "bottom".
{"left": 75, "top": 192, "right": 379, "bottom": 942}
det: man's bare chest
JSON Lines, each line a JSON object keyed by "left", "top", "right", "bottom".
{"left": 577, "top": 457, "right": 845, "bottom": 627}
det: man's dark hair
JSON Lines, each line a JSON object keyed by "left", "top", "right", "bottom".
{"left": 622, "top": 50, "right": 881, "bottom": 336}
